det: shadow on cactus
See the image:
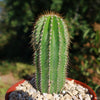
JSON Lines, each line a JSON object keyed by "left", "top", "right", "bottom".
{"left": 31, "top": 12, "right": 70, "bottom": 94}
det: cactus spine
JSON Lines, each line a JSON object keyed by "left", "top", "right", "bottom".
{"left": 32, "top": 12, "right": 70, "bottom": 93}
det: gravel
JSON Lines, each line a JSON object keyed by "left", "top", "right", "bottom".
{"left": 9, "top": 78, "right": 93, "bottom": 100}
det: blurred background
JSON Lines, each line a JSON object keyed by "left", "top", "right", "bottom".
{"left": 0, "top": 0, "right": 100, "bottom": 99}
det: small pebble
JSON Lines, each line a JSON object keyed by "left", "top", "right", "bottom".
{"left": 79, "top": 94, "right": 83, "bottom": 100}
{"left": 9, "top": 78, "right": 93, "bottom": 100}
{"left": 62, "top": 90, "right": 66, "bottom": 94}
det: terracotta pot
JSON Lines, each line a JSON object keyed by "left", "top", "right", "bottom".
{"left": 5, "top": 78, "right": 97, "bottom": 100}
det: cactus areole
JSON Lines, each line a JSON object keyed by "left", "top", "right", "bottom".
{"left": 31, "top": 12, "right": 70, "bottom": 94}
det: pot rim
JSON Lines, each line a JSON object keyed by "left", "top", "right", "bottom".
{"left": 5, "top": 78, "right": 97, "bottom": 100}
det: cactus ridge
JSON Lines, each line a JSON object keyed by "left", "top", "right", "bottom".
{"left": 32, "top": 13, "right": 70, "bottom": 93}
{"left": 33, "top": 16, "right": 45, "bottom": 90}
{"left": 49, "top": 16, "right": 59, "bottom": 93}
{"left": 40, "top": 16, "right": 51, "bottom": 92}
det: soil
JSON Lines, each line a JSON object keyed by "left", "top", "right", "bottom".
{"left": 0, "top": 73, "right": 20, "bottom": 100}
{"left": 0, "top": 73, "right": 19, "bottom": 85}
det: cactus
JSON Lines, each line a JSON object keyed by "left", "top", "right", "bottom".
{"left": 31, "top": 12, "right": 70, "bottom": 94}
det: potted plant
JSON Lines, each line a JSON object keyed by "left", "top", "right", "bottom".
{"left": 5, "top": 12, "right": 97, "bottom": 100}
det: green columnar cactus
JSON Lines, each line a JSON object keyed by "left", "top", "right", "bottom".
{"left": 31, "top": 12, "right": 70, "bottom": 94}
